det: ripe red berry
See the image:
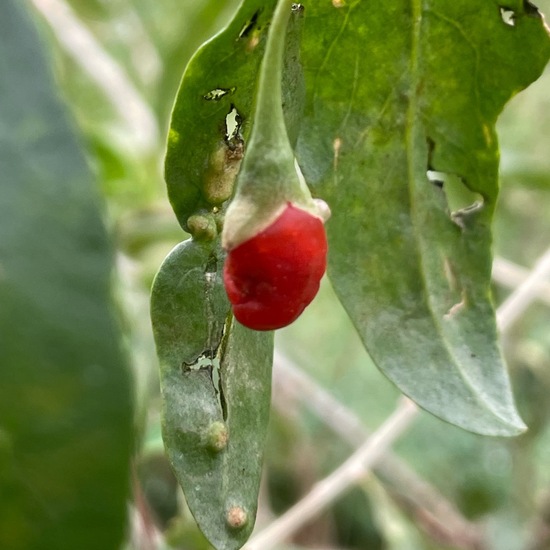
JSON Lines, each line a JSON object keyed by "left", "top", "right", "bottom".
{"left": 223, "top": 203, "right": 328, "bottom": 330}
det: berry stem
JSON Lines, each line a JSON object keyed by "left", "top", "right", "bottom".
{"left": 249, "top": 0, "right": 294, "bottom": 154}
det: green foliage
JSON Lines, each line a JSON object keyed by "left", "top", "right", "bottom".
{"left": 151, "top": 240, "right": 273, "bottom": 549}
{"left": 296, "top": 0, "right": 550, "bottom": 436}
{"left": 154, "top": 2, "right": 291, "bottom": 545}
{"left": 14, "top": 0, "right": 550, "bottom": 548}
{"left": 0, "top": 2, "right": 133, "bottom": 549}
{"left": 154, "top": 0, "right": 550, "bottom": 547}
{"left": 164, "top": 0, "right": 279, "bottom": 230}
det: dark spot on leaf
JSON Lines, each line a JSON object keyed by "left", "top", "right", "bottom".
{"left": 205, "top": 254, "right": 217, "bottom": 275}
{"left": 426, "top": 136, "right": 436, "bottom": 171}
{"left": 219, "top": 385, "right": 227, "bottom": 421}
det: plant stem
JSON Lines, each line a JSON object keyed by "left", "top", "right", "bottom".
{"left": 222, "top": 0, "right": 314, "bottom": 248}
{"left": 247, "top": 0, "right": 295, "bottom": 151}
{"left": 242, "top": 397, "right": 419, "bottom": 550}
{"left": 272, "top": 350, "right": 486, "bottom": 549}
{"left": 496, "top": 245, "right": 550, "bottom": 334}
{"left": 492, "top": 256, "right": 550, "bottom": 306}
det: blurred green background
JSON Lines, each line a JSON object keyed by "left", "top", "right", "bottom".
{"left": 26, "top": 0, "right": 550, "bottom": 548}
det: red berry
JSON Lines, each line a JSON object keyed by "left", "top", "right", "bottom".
{"left": 223, "top": 203, "right": 328, "bottom": 330}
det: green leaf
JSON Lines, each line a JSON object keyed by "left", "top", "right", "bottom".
{"left": 151, "top": 240, "right": 273, "bottom": 550}
{"left": 295, "top": 0, "right": 550, "bottom": 435}
{"left": 155, "top": 3, "right": 309, "bottom": 546}
{"left": 0, "top": 2, "right": 134, "bottom": 550}
{"left": 165, "top": 0, "right": 304, "bottom": 230}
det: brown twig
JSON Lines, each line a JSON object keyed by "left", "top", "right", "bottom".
{"left": 272, "top": 351, "right": 487, "bottom": 549}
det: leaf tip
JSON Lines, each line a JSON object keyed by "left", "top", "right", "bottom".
{"left": 487, "top": 413, "right": 527, "bottom": 437}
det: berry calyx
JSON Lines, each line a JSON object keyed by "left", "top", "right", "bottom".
{"left": 223, "top": 203, "right": 327, "bottom": 330}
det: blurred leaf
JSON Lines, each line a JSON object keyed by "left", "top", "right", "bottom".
{"left": 494, "top": 185, "right": 550, "bottom": 267}
{"left": 59, "top": 0, "right": 242, "bottom": 147}
{"left": 151, "top": 240, "right": 273, "bottom": 550}
{"left": 0, "top": 2, "right": 133, "bottom": 550}
{"left": 332, "top": 486, "right": 385, "bottom": 549}
{"left": 296, "top": 0, "right": 550, "bottom": 435}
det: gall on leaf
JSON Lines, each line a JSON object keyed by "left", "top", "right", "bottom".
{"left": 223, "top": 203, "right": 327, "bottom": 331}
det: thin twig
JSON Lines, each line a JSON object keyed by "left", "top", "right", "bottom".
{"left": 243, "top": 398, "right": 418, "bottom": 550}
{"left": 256, "top": 245, "right": 550, "bottom": 548}
{"left": 272, "top": 351, "right": 486, "bottom": 549}
{"left": 30, "top": 0, "right": 159, "bottom": 152}
{"left": 496, "top": 246, "right": 550, "bottom": 333}
{"left": 492, "top": 256, "right": 550, "bottom": 306}
{"left": 129, "top": 506, "right": 164, "bottom": 550}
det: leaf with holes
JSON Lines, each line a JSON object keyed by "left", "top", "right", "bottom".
{"left": 296, "top": 0, "right": 550, "bottom": 435}
{"left": 156, "top": 5, "right": 549, "bottom": 549}
{"left": 150, "top": 240, "right": 272, "bottom": 549}
{"left": 154, "top": 1, "right": 309, "bottom": 546}
{"left": 165, "top": 0, "right": 304, "bottom": 231}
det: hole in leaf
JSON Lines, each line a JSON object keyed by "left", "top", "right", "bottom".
{"left": 500, "top": 7, "right": 516, "bottom": 25}
{"left": 182, "top": 354, "right": 226, "bottom": 420}
{"left": 427, "top": 170, "right": 484, "bottom": 226}
{"left": 183, "top": 354, "right": 216, "bottom": 372}
{"left": 182, "top": 352, "right": 226, "bottom": 417}
{"left": 204, "top": 255, "right": 228, "bottom": 420}
{"left": 203, "top": 87, "right": 235, "bottom": 101}
{"left": 225, "top": 105, "right": 242, "bottom": 141}
{"left": 426, "top": 136, "right": 436, "bottom": 171}
{"left": 238, "top": 10, "right": 260, "bottom": 39}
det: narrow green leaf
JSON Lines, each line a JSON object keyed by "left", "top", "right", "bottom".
{"left": 164, "top": 0, "right": 306, "bottom": 230}
{"left": 296, "top": 0, "right": 550, "bottom": 435}
{"left": 151, "top": 240, "right": 273, "bottom": 549}
{"left": 0, "top": 2, "right": 134, "bottom": 549}
{"left": 155, "top": 3, "right": 310, "bottom": 546}
{"left": 165, "top": 0, "right": 279, "bottom": 230}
